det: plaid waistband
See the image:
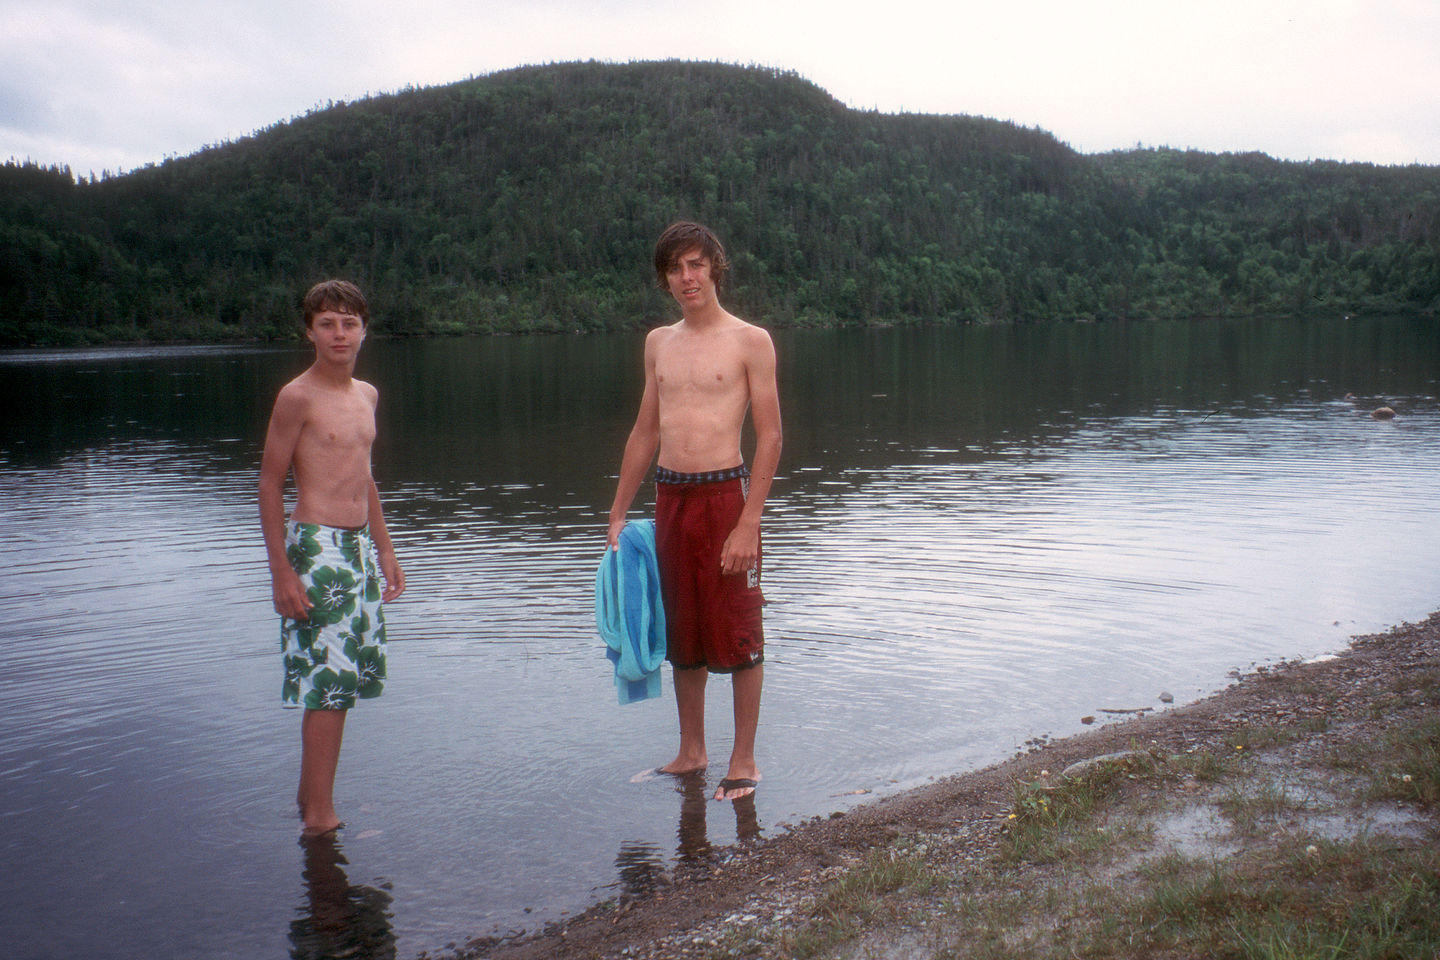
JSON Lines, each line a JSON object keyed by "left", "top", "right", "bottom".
{"left": 655, "top": 464, "right": 750, "bottom": 485}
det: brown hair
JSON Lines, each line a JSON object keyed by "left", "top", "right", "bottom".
{"left": 302, "top": 279, "right": 369, "bottom": 327}
{"left": 653, "top": 221, "right": 730, "bottom": 291}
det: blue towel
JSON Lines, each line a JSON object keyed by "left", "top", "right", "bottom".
{"left": 595, "top": 520, "right": 667, "bottom": 704}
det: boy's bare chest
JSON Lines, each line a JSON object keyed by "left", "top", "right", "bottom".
{"left": 303, "top": 396, "right": 375, "bottom": 451}
{"left": 656, "top": 351, "right": 744, "bottom": 395}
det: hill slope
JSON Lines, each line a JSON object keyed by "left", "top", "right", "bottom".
{"left": 2, "top": 60, "right": 1438, "bottom": 344}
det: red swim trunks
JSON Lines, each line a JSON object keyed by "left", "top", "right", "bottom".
{"left": 654, "top": 467, "right": 765, "bottom": 673}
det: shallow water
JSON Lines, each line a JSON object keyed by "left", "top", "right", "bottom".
{"left": 0, "top": 317, "right": 1437, "bottom": 958}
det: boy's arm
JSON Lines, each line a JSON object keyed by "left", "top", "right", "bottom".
{"left": 721, "top": 328, "right": 782, "bottom": 575}
{"left": 259, "top": 386, "right": 312, "bottom": 620}
{"left": 366, "top": 478, "right": 405, "bottom": 602}
{"left": 358, "top": 380, "right": 405, "bottom": 602}
{"left": 607, "top": 331, "right": 662, "bottom": 550}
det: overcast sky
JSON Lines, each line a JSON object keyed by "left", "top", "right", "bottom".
{"left": 3, "top": 0, "right": 1437, "bottom": 179}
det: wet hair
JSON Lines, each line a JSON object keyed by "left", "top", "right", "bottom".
{"left": 302, "top": 279, "right": 369, "bottom": 327}
{"left": 653, "top": 221, "right": 730, "bottom": 291}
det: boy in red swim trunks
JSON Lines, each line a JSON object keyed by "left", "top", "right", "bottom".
{"left": 608, "top": 222, "right": 783, "bottom": 802}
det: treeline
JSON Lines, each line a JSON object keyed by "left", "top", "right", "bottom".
{"left": 2, "top": 60, "right": 1438, "bottom": 345}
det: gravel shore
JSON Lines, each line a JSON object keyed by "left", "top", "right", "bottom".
{"left": 435, "top": 611, "right": 1440, "bottom": 960}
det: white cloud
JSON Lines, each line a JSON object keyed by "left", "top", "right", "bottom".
{"left": 2, "top": 0, "right": 1437, "bottom": 175}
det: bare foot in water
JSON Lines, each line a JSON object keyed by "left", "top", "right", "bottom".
{"left": 659, "top": 748, "right": 707, "bottom": 776}
{"left": 660, "top": 760, "right": 707, "bottom": 775}
{"left": 298, "top": 799, "right": 343, "bottom": 838}
{"left": 631, "top": 755, "right": 707, "bottom": 783}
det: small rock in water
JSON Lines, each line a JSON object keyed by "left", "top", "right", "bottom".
{"left": 1080, "top": 715, "right": 1095, "bottom": 725}
{"left": 1158, "top": 691, "right": 1174, "bottom": 704}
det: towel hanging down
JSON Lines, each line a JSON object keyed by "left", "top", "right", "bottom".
{"left": 595, "top": 519, "right": 667, "bottom": 704}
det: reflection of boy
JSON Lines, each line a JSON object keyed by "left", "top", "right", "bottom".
{"left": 291, "top": 832, "right": 397, "bottom": 958}
{"left": 259, "top": 280, "right": 405, "bottom": 836}
{"left": 608, "top": 222, "right": 782, "bottom": 802}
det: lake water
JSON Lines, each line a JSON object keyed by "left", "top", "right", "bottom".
{"left": 1, "top": 317, "right": 1437, "bottom": 959}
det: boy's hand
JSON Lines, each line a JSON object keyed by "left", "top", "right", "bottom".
{"left": 272, "top": 569, "right": 313, "bottom": 621}
{"left": 720, "top": 519, "right": 760, "bottom": 576}
{"left": 381, "top": 553, "right": 406, "bottom": 603}
{"left": 606, "top": 515, "right": 627, "bottom": 553}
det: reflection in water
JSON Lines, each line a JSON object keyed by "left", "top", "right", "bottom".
{"left": 290, "top": 833, "right": 397, "bottom": 960}
{"left": 675, "top": 772, "right": 762, "bottom": 862}
{"left": 732, "top": 793, "right": 760, "bottom": 844}
{"left": 613, "top": 841, "right": 666, "bottom": 899}
{"left": 615, "top": 772, "right": 764, "bottom": 904}
{"left": 676, "top": 772, "right": 712, "bottom": 862}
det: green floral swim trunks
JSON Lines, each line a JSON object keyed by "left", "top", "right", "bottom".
{"left": 281, "top": 520, "right": 387, "bottom": 710}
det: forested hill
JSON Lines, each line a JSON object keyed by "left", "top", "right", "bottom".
{"left": 3, "top": 60, "right": 1438, "bottom": 345}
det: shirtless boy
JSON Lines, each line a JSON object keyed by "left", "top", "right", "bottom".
{"left": 608, "top": 222, "right": 782, "bottom": 802}
{"left": 259, "top": 279, "right": 405, "bottom": 836}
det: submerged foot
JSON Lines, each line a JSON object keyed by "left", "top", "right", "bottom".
{"left": 630, "top": 755, "right": 707, "bottom": 783}
{"left": 297, "top": 800, "right": 343, "bottom": 838}
{"left": 658, "top": 751, "right": 708, "bottom": 776}
{"left": 660, "top": 760, "right": 707, "bottom": 775}
{"left": 631, "top": 765, "right": 704, "bottom": 784}
{"left": 300, "top": 818, "right": 344, "bottom": 839}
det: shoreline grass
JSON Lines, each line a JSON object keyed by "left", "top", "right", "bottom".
{"left": 697, "top": 668, "right": 1439, "bottom": 960}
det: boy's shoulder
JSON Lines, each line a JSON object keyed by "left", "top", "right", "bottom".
{"left": 278, "top": 367, "right": 377, "bottom": 397}
{"left": 658, "top": 311, "right": 769, "bottom": 339}
{"left": 714, "top": 310, "right": 770, "bottom": 341}
{"left": 735, "top": 315, "right": 772, "bottom": 340}
{"left": 651, "top": 315, "right": 773, "bottom": 361}
{"left": 726, "top": 316, "right": 775, "bottom": 358}
{"left": 270, "top": 370, "right": 377, "bottom": 423}
{"left": 273, "top": 368, "right": 316, "bottom": 405}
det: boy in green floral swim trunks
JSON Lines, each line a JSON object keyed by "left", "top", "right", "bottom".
{"left": 279, "top": 520, "right": 388, "bottom": 709}
{"left": 260, "top": 279, "right": 406, "bottom": 837}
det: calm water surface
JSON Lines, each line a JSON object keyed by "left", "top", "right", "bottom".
{"left": 1, "top": 318, "right": 1437, "bottom": 958}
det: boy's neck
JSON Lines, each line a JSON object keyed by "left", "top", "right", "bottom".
{"left": 680, "top": 299, "right": 728, "bottom": 328}
{"left": 308, "top": 355, "right": 356, "bottom": 385}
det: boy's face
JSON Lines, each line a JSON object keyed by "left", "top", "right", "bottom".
{"left": 306, "top": 308, "right": 366, "bottom": 362}
{"left": 665, "top": 246, "right": 716, "bottom": 310}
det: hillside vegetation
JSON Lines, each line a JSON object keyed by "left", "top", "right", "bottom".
{"left": 2, "top": 60, "right": 1438, "bottom": 345}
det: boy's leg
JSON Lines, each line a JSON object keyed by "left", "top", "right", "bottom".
{"left": 716, "top": 665, "right": 763, "bottom": 801}
{"left": 297, "top": 707, "right": 348, "bottom": 834}
{"left": 661, "top": 666, "right": 709, "bottom": 774}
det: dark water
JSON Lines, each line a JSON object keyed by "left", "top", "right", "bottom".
{"left": 1, "top": 317, "right": 1437, "bottom": 958}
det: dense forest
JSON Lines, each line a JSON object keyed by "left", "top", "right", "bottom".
{"left": 2, "top": 60, "right": 1438, "bottom": 345}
